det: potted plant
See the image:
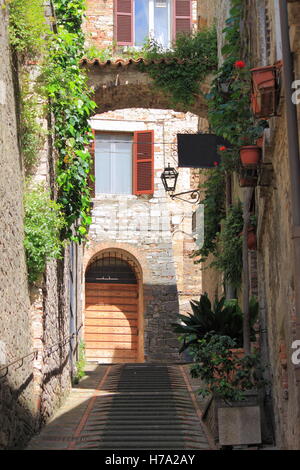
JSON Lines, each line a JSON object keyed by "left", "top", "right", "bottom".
{"left": 172, "top": 293, "right": 258, "bottom": 356}
{"left": 251, "top": 65, "right": 277, "bottom": 90}
{"left": 250, "top": 64, "right": 281, "bottom": 118}
{"left": 190, "top": 333, "right": 266, "bottom": 447}
{"left": 240, "top": 145, "right": 261, "bottom": 167}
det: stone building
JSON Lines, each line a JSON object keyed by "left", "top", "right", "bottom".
{"left": 0, "top": 3, "right": 36, "bottom": 450}
{"left": 243, "top": 0, "right": 300, "bottom": 450}
{"left": 199, "top": 0, "right": 300, "bottom": 449}
{"left": 80, "top": 0, "right": 210, "bottom": 363}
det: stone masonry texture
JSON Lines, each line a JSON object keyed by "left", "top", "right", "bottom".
{"left": 0, "top": 6, "right": 36, "bottom": 449}
{"left": 86, "top": 108, "right": 207, "bottom": 362}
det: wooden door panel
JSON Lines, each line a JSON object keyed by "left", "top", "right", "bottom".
{"left": 85, "top": 318, "right": 138, "bottom": 327}
{"left": 85, "top": 304, "right": 137, "bottom": 312}
{"left": 85, "top": 310, "right": 137, "bottom": 319}
{"left": 85, "top": 340, "right": 137, "bottom": 349}
{"left": 86, "top": 296, "right": 138, "bottom": 306}
{"left": 85, "top": 288, "right": 137, "bottom": 298}
{"left": 85, "top": 283, "right": 138, "bottom": 363}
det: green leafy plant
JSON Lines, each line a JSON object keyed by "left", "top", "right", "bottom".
{"left": 212, "top": 201, "right": 244, "bottom": 288}
{"left": 73, "top": 341, "right": 86, "bottom": 384}
{"left": 139, "top": 27, "right": 218, "bottom": 106}
{"left": 42, "top": 0, "right": 97, "bottom": 241}
{"left": 173, "top": 293, "right": 258, "bottom": 352}
{"left": 8, "top": 0, "right": 50, "bottom": 58}
{"left": 52, "top": 0, "right": 85, "bottom": 33}
{"left": 84, "top": 44, "right": 114, "bottom": 62}
{"left": 20, "top": 73, "right": 45, "bottom": 175}
{"left": 193, "top": 167, "right": 226, "bottom": 262}
{"left": 249, "top": 214, "right": 257, "bottom": 228}
{"left": 24, "top": 184, "right": 66, "bottom": 283}
{"left": 189, "top": 334, "right": 266, "bottom": 401}
{"left": 206, "top": 0, "right": 267, "bottom": 174}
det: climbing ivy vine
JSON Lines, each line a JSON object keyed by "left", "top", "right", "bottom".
{"left": 8, "top": 0, "right": 96, "bottom": 282}
{"left": 8, "top": 0, "right": 50, "bottom": 59}
{"left": 43, "top": 0, "right": 96, "bottom": 241}
{"left": 193, "top": 168, "right": 226, "bottom": 263}
{"left": 139, "top": 28, "right": 218, "bottom": 106}
{"left": 212, "top": 201, "right": 244, "bottom": 289}
{"left": 192, "top": 0, "right": 247, "bottom": 285}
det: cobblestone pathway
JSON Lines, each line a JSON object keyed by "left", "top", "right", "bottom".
{"left": 27, "top": 363, "right": 215, "bottom": 450}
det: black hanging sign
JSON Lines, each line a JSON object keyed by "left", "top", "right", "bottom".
{"left": 177, "top": 133, "right": 231, "bottom": 168}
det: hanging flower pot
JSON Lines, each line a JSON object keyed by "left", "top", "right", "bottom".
{"left": 251, "top": 65, "right": 276, "bottom": 90}
{"left": 247, "top": 227, "right": 257, "bottom": 250}
{"left": 250, "top": 65, "right": 280, "bottom": 118}
{"left": 240, "top": 145, "right": 261, "bottom": 167}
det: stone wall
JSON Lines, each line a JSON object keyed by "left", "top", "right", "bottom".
{"left": 0, "top": 5, "right": 36, "bottom": 449}
{"left": 248, "top": 1, "right": 300, "bottom": 449}
{"left": 86, "top": 108, "right": 207, "bottom": 361}
{"left": 0, "top": 4, "right": 83, "bottom": 447}
{"left": 28, "top": 107, "right": 84, "bottom": 426}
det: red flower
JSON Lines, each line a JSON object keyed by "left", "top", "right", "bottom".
{"left": 219, "top": 146, "right": 227, "bottom": 151}
{"left": 213, "top": 161, "right": 219, "bottom": 166}
{"left": 234, "top": 60, "right": 246, "bottom": 69}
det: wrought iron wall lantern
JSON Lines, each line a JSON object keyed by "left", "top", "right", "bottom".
{"left": 160, "top": 164, "right": 202, "bottom": 204}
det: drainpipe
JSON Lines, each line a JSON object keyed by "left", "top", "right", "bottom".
{"left": 279, "top": 1, "right": 300, "bottom": 346}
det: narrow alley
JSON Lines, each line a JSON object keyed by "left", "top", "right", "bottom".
{"left": 27, "top": 364, "right": 213, "bottom": 450}
{"left": 2, "top": 0, "right": 300, "bottom": 454}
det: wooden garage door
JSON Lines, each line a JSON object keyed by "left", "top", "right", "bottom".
{"left": 85, "top": 283, "right": 138, "bottom": 363}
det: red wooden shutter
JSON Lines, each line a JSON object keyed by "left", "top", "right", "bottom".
{"left": 115, "top": 0, "right": 133, "bottom": 45}
{"left": 88, "top": 129, "right": 95, "bottom": 198}
{"left": 174, "top": 0, "right": 192, "bottom": 37}
{"left": 133, "top": 130, "right": 154, "bottom": 195}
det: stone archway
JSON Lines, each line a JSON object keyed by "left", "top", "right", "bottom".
{"left": 81, "top": 58, "right": 210, "bottom": 117}
{"left": 84, "top": 245, "right": 146, "bottom": 363}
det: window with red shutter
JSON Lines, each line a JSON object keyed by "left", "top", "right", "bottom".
{"left": 174, "top": 0, "right": 192, "bottom": 38}
{"left": 133, "top": 130, "right": 154, "bottom": 195}
{"left": 115, "top": 0, "right": 133, "bottom": 45}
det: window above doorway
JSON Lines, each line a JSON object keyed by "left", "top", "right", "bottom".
{"left": 93, "top": 131, "right": 154, "bottom": 196}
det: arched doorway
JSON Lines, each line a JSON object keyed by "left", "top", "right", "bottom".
{"left": 84, "top": 251, "right": 143, "bottom": 363}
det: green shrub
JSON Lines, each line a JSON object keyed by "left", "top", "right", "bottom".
{"left": 140, "top": 27, "right": 218, "bottom": 106}
{"left": 8, "top": 0, "right": 50, "bottom": 58}
{"left": 193, "top": 168, "right": 226, "bottom": 262}
{"left": 24, "top": 184, "right": 66, "bottom": 283}
{"left": 173, "top": 293, "right": 258, "bottom": 351}
{"left": 190, "top": 334, "right": 266, "bottom": 401}
{"left": 20, "top": 74, "right": 45, "bottom": 175}
{"left": 213, "top": 201, "right": 244, "bottom": 288}
{"left": 41, "top": 0, "right": 96, "bottom": 242}
{"left": 73, "top": 340, "right": 86, "bottom": 384}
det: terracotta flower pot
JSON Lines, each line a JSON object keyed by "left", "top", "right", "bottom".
{"left": 247, "top": 227, "right": 257, "bottom": 250}
{"left": 251, "top": 65, "right": 276, "bottom": 90}
{"left": 250, "top": 65, "right": 280, "bottom": 118}
{"left": 240, "top": 146, "right": 261, "bottom": 167}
